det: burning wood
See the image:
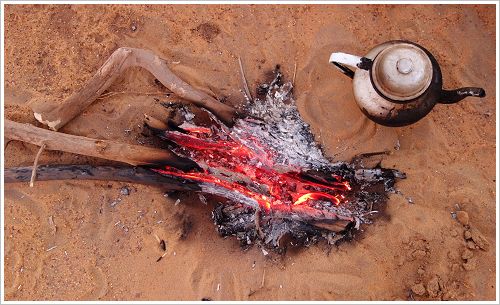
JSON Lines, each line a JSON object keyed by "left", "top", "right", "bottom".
{"left": 147, "top": 66, "right": 405, "bottom": 250}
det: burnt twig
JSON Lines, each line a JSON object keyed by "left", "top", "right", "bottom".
{"left": 254, "top": 210, "right": 265, "bottom": 239}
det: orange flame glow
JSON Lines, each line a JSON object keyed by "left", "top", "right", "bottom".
{"left": 155, "top": 126, "right": 352, "bottom": 212}
{"left": 293, "top": 192, "right": 341, "bottom": 206}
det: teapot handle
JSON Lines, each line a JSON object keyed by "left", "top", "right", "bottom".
{"left": 329, "top": 52, "right": 373, "bottom": 79}
{"left": 439, "top": 87, "right": 486, "bottom": 104}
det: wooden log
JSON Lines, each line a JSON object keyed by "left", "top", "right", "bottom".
{"left": 5, "top": 119, "right": 200, "bottom": 171}
{"left": 32, "top": 47, "right": 238, "bottom": 130}
{"left": 5, "top": 164, "right": 351, "bottom": 232}
{"left": 4, "top": 165, "right": 200, "bottom": 191}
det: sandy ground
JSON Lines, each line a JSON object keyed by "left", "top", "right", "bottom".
{"left": 3, "top": 4, "right": 497, "bottom": 301}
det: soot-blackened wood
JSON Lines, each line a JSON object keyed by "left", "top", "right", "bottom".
{"left": 6, "top": 165, "right": 351, "bottom": 232}
{"left": 4, "top": 165, "right": 200, "bottom": 191}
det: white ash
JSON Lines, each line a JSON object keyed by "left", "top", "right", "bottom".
{"left": 182, "top": 109, "right": 196, "bottom": 122}
{"left": 231, "top": 81, "right": 340, "bottom": 172}
{"left": 200, "top": 183, "right": 259, "bottom": 209}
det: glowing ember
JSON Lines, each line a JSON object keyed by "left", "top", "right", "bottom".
{"left": 153, "top": 124, "right": 351, "bottom": 212}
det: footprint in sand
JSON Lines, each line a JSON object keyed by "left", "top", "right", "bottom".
{"left": 4, "top": 187, "right": 52, "bottom": 298}
{"left": 288, "top": 270, "right": 363, "bottom": 300}
{"left": 4, "top": 249, "right": 23, "bottom": 297}
{"left": 81, "top": 266, "right": 109, "bottom": 300}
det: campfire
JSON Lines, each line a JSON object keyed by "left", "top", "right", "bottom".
{"left": 6, "top": 47, "right": 405, "bottom": 252}
{"left": 147, "top": 66, "right": 405, "bottom": 250}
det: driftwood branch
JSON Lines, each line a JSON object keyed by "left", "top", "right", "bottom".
{"left": 32, "top": 47, "right": 238, "bottom": 130}
{"left": 5, "top": 119, "right": 199, "bottom": 171}
{"left": 5, "top": 165, "right": 200, "bottom": 191}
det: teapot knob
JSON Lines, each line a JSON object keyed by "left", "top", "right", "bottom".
{"left": 396, "top": 58, "right": 413, "bottom": 74}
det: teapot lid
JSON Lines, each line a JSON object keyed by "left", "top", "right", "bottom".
{"left": 371, "top": 43, "right": 433, "bottom": 101}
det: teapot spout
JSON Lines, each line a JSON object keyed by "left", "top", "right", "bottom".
{"left": 439, "top": 87, "right": 486, "bottom": 104}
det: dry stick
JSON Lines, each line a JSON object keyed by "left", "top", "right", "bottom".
{"left": 260, "top": 269, "right": 266, "bottom": 289}
{"left": 29, "top": 143, "right": 46, "bottom": 187}
{"left": 32, "top": 47, "right": 238, "bottom": 130}
{"left": 5, "top": 165, "right": 200, "bottom": 191}
{"left": 238, "top": 56, "right": 253, "bottom": 102}
{"left": 96, "top": 90, "right": 171, "bottom": 100}
{"left": 5, "top": 120, "right": 199, "bottom": 171}
{"left": 292, "top": 61, "right": 297, "bottom": 86}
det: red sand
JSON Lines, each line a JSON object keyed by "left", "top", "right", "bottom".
{"left": 3, "top": 4, "right": 496, "bottom": 300}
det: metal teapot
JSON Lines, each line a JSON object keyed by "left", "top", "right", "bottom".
{"left": 329, "top": 40, "right": 485, "bottom": 127}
